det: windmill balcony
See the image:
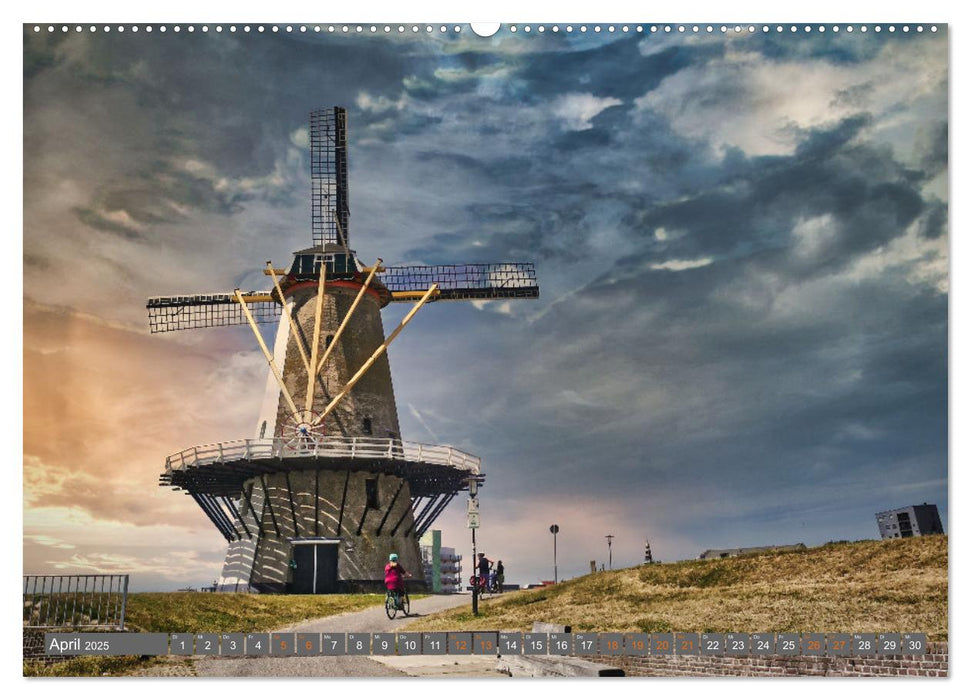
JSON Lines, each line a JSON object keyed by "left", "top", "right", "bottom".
{"left": 160, "top": 435, "right": 481, "bottom": 503}
{"left": 165, "top": 436, "right": 480, "bottom": 473}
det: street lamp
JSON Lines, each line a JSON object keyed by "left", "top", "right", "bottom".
{"left": 468, "top": 476, "right": 481, "bottom": 615}
{"left": 605, "top": 534, "right": 614, "bottom": 570}
{"left": 550, "top": 524, "right": 560, "bottom": 584}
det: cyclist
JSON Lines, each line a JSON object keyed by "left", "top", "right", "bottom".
{"left": 477, "top": 553, "right": 492, "bottom": 593}
{"left": 384, "top": 553, "right": 410, "bottom": 608}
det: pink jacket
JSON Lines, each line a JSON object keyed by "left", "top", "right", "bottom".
{"left": 385, "top": 562, "right": 406, "bottom": 589}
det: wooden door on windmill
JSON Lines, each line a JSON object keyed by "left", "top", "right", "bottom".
{"left": 290, "top": 541, "right": 339, "bottom": 594}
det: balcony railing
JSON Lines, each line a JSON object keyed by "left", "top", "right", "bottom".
{"left": 165, "top": 436, "right": 480, "bottom": 475}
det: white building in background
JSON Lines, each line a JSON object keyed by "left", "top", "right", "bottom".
{"left": 876, "top": 503, "right": 944, "bottom": 539}
{"left": 419, "top": 530, "right": 463, "bottom": 593}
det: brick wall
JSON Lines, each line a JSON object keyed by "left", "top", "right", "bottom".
{"left": 581, "top": 641, "right": 948, "bottom": 677}
{"left": 23, "top": 628, "right": 79, "bottom": 663}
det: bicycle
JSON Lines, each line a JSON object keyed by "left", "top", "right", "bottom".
{"left": 470, "top": 572, "right": 493, "bottom": 598}
{"left": 385, "top": 586, "right": 410, "bottom": 619}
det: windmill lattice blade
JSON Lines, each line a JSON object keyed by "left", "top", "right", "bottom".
{"left": 380, "top": 262, "right": 539, "bottom": 302}
{"left": 310, "top": 107, "right": 349, "bottom": 248}
{"left": 147, "top": 293, "right": 280, "bottom": 333}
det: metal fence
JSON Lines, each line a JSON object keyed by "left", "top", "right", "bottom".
{"left": 165, "top": 436, "right": 481, "bottom": 474}
{"left": 23, "top": 575, "right": 129, "bottom": 630}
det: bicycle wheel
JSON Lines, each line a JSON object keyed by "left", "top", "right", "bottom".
{"left": 385, "top": 593, "right": 397, "bottom": 619}
{"left": 401, "top": 592, "right": 410, "bottom": 616}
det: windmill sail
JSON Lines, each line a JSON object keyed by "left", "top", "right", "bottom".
{"left": 379, "top": 262, "right": 539, "bottom": 301}
{"left": 310, "top": 107, "right": 349, "bottom": 248}
{"left": 147, "top": 293, "right": 279, "bottom": 333}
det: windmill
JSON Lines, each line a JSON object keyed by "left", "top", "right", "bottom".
{"left": 150, "top": 107, "right": 538, "bottom": 593}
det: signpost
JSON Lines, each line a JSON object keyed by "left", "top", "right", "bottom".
{"left": 468, "top": 477, "right": 480, "bottom": 615}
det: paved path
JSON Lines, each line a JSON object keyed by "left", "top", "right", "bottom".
{"left": 190, "top": 594, "right": 493, "bottom": 677}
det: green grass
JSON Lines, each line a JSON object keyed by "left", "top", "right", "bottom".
{"left": 122, "top": 592, "right": 398, "bottom": 633}
{"left": 24, "top": 655, "right": 193, "bottom": 677}
{"left": 403, "top": 536, "right": 948, "bottom": 640}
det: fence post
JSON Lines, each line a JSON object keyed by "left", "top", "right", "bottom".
{"left": 119, "top": 575, "right": 129, "bottom": 631}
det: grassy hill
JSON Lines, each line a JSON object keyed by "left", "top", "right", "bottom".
{"left": 403, "top": 536, "right": 947, "bottom": 639}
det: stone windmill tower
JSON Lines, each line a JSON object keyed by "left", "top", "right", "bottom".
{"left": 150, "top": 107, "right": 538, "bottom": 593}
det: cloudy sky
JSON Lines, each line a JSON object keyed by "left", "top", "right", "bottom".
{"left": 23, "top": 23, "right": 948, "bottom": 589}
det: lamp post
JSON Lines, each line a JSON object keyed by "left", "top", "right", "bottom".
{"left": 550, "top": 524, "right": 560, "bottom": 584}
{"left": 468, "top": 476, "right": 480, "bottom": 615}
{"left": 606, "top": 534, "right": 614, "bottom": 570}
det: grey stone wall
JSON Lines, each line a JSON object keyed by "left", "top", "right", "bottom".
{"left": 580, "top": 641, "right": 949, "bottom": 677}
{"left": 275, "top": 286, "right": 401, "bottom": 440}
{"left": 230, "top": 468, "right": 422, "bottom": 591}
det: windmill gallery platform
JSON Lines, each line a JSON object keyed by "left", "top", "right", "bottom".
{"left": 161, "top": 437, "right": 479, "bottom": 593}
{"left": 149, "top": 107, "right": 538, "bottom": 593}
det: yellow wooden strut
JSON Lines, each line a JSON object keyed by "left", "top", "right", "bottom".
{"left": 312, "top": 284, "right": 438, "bottom": 426}
{"left": 233, "top": 293, "right": 275, "bottom": 303}
{"left": 234, "top": 289, "right": 300, "bottom": 416}
{"left": 390, "top": 289, "right": 442, "bottom": 301}
{"left": 305, "top": 260, "right": 327, "bottom": 412}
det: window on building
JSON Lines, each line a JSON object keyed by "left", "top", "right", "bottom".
{"left": 325, "top": 334, "right": 334, "bottom": 348}
{"left": 365, "top": 479, "right": 379, "bottom": 509}
{"left": 363, "top": 417, "right": 373, "bottom": 435}
{"left": 259, "top": 420, "right": 267, "bottom": 439}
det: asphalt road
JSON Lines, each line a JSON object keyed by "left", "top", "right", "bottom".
{"left": 192, "top": 594, "right": 473, "bottom": 677}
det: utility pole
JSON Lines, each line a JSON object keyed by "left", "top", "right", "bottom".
{"left": 550, "top": 524, "right": 560, "bottom": 584}
{"left": 606, "top": 534, "right": 614, "bottom": 570}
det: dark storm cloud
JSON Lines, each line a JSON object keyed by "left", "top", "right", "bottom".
{"left": 612, "top": 115, "right": 940, "bottom": 278}
{"left": 515, "top": 35, "right": 720, "bottom": 101}
{"left": 916, "top": 121, "right": 949, "bottom": 175}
